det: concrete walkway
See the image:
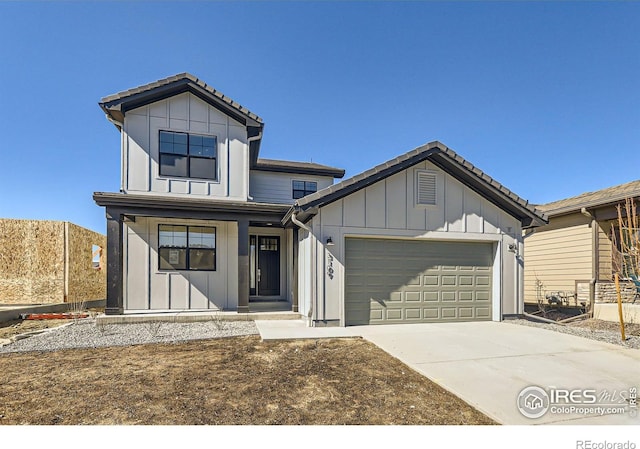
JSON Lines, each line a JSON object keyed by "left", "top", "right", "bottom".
{"left": 255, "top": 320, "right": 640, "bottom": 425}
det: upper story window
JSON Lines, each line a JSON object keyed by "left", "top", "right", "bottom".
{"left": 159, "top": 131, "right": 218, "bottom": 181}
{"left": 292, "top": 180, "right": 317, "bottom": 199}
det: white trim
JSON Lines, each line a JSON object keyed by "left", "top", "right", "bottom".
{"left": 492, "top": 238, "right": 503, "bottom": 321}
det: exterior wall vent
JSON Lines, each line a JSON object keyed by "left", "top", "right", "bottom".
{"left": 416, "top": 171, "right": 437, "bottom": 206}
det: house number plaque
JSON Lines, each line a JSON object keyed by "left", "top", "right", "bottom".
{"left": 327, "top": 253, "right": 334, "bottom": 280}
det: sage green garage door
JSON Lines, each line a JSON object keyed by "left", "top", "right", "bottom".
{"left": 345, "top": 238, "right": 493, "bottom": 325}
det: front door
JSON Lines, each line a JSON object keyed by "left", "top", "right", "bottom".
{"left": 256, "top": 236, "right": 280, "bottom": 296}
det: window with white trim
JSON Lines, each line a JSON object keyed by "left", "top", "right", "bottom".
{"left": 416, "top": 170, "right": 437, "bottom": 206}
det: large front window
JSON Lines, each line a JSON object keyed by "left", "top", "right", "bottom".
{"left": 158, "top": 224, "right": 216, "bottom": 271}
{"left": 159, "top": 131, "right": 217, "bottom": 180}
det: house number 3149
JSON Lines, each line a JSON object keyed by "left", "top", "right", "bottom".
{"left": 327, "top": 253, "right": 334, "bottom": 280}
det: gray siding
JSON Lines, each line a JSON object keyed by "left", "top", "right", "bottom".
{"left": 249, "top": 171, "right": 334, "bottom": 204}
{"left": 297, "top": 159, "right": 523, "bottom": 325}
{"left": 123, "top": 92, "right": 249, "bottom": 200}
{"left": 124, "top": 217, "right": 238, "bottom": 311}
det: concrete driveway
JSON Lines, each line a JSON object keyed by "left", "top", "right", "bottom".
{"left": 256, "top": 320, "right": 640, "bottom": 425}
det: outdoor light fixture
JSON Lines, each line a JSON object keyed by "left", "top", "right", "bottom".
{"left": 326, "top": 237, "right": 334, "bottom": 246}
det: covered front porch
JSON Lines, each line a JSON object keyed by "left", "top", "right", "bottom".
{"left": 93, "top": 192, "right": 301, "bottom": 316}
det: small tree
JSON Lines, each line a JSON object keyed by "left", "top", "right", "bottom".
{"left": 612, "top": 198, "right": 640, "bottom": 279}
{"left": 611, "top": 197, "right": 639, "bottom": 341}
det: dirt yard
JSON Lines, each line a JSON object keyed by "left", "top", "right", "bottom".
{"left": 0, "top": 335, "right": 495, "bottom": 425}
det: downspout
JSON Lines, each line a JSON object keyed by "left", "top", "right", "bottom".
{"left": 246, "top": 129, "right": 262, "bottom": 200}
{"left": 290, "top": 210, "right": 314, "bottom": 324}
{"left": 581, "top": 208, "right": 598, "bottom": 316}
{"left": 291, "top": 210, "right": 311, "bottom": 232}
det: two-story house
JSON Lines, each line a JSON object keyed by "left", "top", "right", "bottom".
{"left": 94, "top": 73, "right": 546, "bottom": 326}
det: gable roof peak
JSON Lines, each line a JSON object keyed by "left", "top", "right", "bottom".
{"left": 288, "top": 140, "right": 546, "bottom": 228}
{"left": 99, "top": 73, "right": 263, "bottom": 128}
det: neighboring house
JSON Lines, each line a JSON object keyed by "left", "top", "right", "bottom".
{"left": 94, "top": 73, "right": 546, "bottom": 326}
{"left": 523, "top": 180, "right": 640, "bottom": 320}
{"left": 0, "top": 219, "right": 106, "bottom": 304}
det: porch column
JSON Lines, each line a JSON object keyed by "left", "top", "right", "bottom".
{"left": 292, "top": 227, "right": 299, "bottom": 312}
{"left": 105, "top": 208, "right": 124, "bottom": 315}
{"left": 237, "top": 219, "right": 250, "bottom": 313}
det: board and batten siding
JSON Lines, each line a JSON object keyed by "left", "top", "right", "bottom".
{"left": 249, "top": 171, "right": 334, "bottom": 204}
{"left": 123, "top": 217, "right": 238, "bottom": 311}
{"left": 523, "top": 213, "right": 592, "bottom": 303}
{"left": 297, "top": 160, "right": 524, "bottom": 325}
{"left": 123, "top": 92, "right": 249, "bottom": 200}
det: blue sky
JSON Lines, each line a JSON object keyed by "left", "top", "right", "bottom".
{"left": 1, "top": 1, "right": 639, "bottom": 234}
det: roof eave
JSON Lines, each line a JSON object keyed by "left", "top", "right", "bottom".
{"left": 293, "top": 142, "right": 546, "bottom": 228}
{"left": 99, "top": 75, "right": 263, "bottom": 130}
{"left": 543, "top": 193, "right": 640, "bottom": 218}
{"left": 93, "top": 192, "right": 290, "bottom": 215}
{"left": 252, "top": 162, "right": 346, "bottom": 178}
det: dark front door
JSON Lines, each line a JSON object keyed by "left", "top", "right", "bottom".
{"left": 257, "top": 236, "right": 280, "bottom": 296}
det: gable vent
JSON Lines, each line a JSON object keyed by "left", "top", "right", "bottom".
{"left": 417, "top": 171, "right": 437, "bottom": 205}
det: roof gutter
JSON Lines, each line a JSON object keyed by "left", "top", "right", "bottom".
{"left": 104, "top": 112, "right": 123, "bottom": 130}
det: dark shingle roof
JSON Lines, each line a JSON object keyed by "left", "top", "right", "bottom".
{"left": 287, "top": 141, "right": 547, "bottom": 228}
{"left": 99, "top": 73, "right": 263, "bottom": 127}
{"left": 538, "top": 179, "right": 640, "bottom": 217}
{"left": 253, "top": 158, "right": 345, "bottom": 178}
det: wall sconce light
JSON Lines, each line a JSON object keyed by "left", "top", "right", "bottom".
{"left": 508, "top": 243, "right": 517, "bottom": 253}
{"left": 326, "top": 237, "right": 334, "bottom": 246}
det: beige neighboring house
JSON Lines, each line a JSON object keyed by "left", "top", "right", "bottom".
{"left": 0, "top": 219, "right": 106, "bottom": 305}
{"left": 523, "top": 180, "right": 640, "bottom": 322}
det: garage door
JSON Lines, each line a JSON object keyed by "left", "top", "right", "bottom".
{"left": 345, "top": 238, "right": 493, "bottom": 325}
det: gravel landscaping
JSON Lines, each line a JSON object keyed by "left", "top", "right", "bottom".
{"left": 1, "top": 314, "right": 638, "bottom": 354}
{"left": 507, "top": 318, "right": 640, "bottom": 349}
{"left": 0, "top": 319, "right": 258, "bottom": 353}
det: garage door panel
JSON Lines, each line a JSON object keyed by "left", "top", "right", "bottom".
{"left": 459, "top": 307, "right": 474, "bottom": 318}
{"left": 423, "top": 275, "right": 439, "bottom": 286}
{"left": 441, "top": 292, "right": 456, "bottom": 301}
{"left": 459, "top": 276, "right": 474, "bottom": 286}
{"left": 441, "top": 308, "right": 458, "bottom": 319}
{"left": 345, "top": 238, "right": 493, "bottom": 325}
{"left": 405, "top": 308, "right": 421, "bottom": 319}
{"left": 459, "top": 291, "right": 473, "bottom": 301}
{"left": 424, "top": 292, "right": 439, "bottom": 301}
{"left": 441, "top": 276, "right": 457, "bottom": 286}
{"left": 423, "top": 308, "right": 439, "bottom": 319}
